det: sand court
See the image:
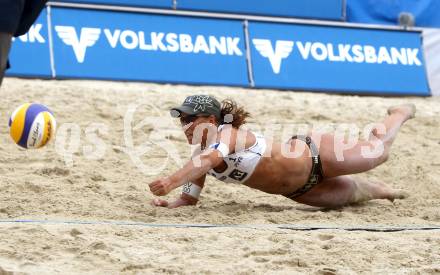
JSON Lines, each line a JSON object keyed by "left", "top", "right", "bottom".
{"left": 0, "top": 77, "right": 439, "bottom": 273}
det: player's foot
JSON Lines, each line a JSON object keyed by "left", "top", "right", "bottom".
{"left": 386, "top": 189, "right": 409, "bottom": 202}
{"left": 374, "top": 181, "right": 409, "bottom": 202}
{"left": 387, "top": 103, "right": 416, "bottom": 122}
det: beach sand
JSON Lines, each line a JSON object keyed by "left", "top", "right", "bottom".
{"left": 0, "top": 78, "right": 439, "bottom": 274}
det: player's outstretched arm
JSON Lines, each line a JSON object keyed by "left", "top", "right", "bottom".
{"left": 148, "top": 149, "right": 223, "bottom": 196}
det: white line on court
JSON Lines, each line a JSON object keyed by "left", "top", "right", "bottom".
{"left": 0, "top": 219, "right": 439, "bottom": 232}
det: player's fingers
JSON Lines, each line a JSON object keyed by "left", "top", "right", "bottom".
{"left": 148, "top": 180, "right": 161, "bottom": 188}
{"left": 149, "top": 185, "right": 158, "bottom": 192}
{"left": 149, "top": 182, "right": 163, "bottom": 192}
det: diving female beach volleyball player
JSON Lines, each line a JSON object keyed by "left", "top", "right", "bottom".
{"left": 149, "top": 95, "right": 414, "bottom": 208}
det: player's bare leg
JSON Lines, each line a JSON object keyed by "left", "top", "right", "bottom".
{"left": 293, "top": 175, "right": 408, "bottom": 208}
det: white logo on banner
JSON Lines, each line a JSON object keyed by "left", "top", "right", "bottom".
{"left": 253, "top": 38, "right": 422, "bottom": 74}
{"left": 54, "top": 25, "right": 242, "bottom": 63}
{"left": 252, "top": 39, "right": 294, "bottom": 74}
{"left": 55, "top": 26, "right": 101, "bottom": 63}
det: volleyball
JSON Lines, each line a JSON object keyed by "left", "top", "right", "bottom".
{"left": 8, "top": 103, "right": 56, "bottom": 149}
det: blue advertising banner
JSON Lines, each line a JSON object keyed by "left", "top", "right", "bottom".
{"left": 177, "top": 0, "right": 345, "bottom": 21}
{"left": 51, "top": 0, "right": 172, "bottom": 9}
{"left": 6, "top": 9, "right": 52, "bottom": 78}
{"left": 50, "top": 7, "right": 249, "bottom": 86}
{"left": 5, "top": 6, "right": 431, "bottom": 96}
{"left": 248, "top": 22, "right": 430, "bottom": 95}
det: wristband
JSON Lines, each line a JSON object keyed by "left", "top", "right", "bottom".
{"left": 182, "top": 182, "right": 202, "bottom": 199}
{"left": 208, "top": 142, "right": 229, "bottom": 157}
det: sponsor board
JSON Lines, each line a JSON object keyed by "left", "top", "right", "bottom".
{"left": 6, "top": 7, "right": 430, "bottom": 96}
{"left": 50, "top": 8, "right": 248, "bottom": 85}
{"left": 249, "top": 22, "right": 430, "bottom": 95}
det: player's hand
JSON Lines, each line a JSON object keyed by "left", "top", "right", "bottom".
{"left": 148, "top": 177, "right": 173, "bottom": 196}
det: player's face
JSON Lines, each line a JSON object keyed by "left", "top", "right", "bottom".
{"left": 180, "top": 114, "right": 216, "bottom": 144}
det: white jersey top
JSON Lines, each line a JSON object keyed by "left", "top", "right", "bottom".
{"left": 206, "top": 127, "right": 267, "bottom": 184}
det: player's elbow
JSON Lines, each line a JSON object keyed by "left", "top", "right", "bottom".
{"left": 199, "top": 152, "right": 223, "bottom": 170}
